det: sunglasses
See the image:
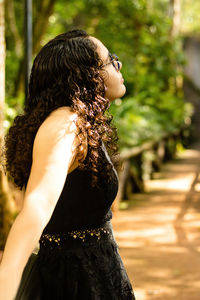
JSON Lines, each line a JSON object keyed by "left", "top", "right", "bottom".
{"left": 102, "top": 53, "right": 121, "bottom": 72}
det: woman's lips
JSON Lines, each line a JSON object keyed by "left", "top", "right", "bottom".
{"left": 121, "top": 77, "right": 124, "bottom": 83}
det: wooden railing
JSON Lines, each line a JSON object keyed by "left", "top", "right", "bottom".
{"left": 112, "top": 127, "right": 188, "bottom": 211}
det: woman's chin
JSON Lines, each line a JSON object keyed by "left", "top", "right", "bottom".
{"left": 119, "top": 85, "right": 126, "bottom": 98}
{"left": 106, "top": 85, "right": 126, "bottom": 102}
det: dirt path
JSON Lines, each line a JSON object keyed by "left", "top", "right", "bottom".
{"left": 112, "top": 144, "right": 200, "bottom": 300}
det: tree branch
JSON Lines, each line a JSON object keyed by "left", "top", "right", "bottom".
{"left": 33, "top": 0, "right": 57, "bottom": 53}
{"left": 5, "top": 0, "right": 23, "bottom": 57}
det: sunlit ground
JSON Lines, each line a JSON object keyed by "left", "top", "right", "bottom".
{"left": 112, "top": 145, "right": 200, "bottom": 300}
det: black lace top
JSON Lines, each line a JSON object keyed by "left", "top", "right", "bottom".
{"left": 42, "top": 144, "right": 119, "bottom": 234}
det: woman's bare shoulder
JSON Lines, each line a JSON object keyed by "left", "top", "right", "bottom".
{"left": 36, "top": 106, "right": 78, "bottom": 139}
{"left": 33, "top": 106, "right": 87, "bottom": 165}
{"left": 46, "top": 106, "right": 78, "bottom": 125}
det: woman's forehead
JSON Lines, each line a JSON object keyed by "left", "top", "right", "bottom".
{"left": 89, "top": 36, "right": 109, "bottom": 62}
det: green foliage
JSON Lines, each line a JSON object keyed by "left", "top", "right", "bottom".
{"left": 181, "top": 0, "right": 200, "bottom": 34}
{"left": 5, "top": 0, "right": 191, "bottom": 151}
{"left": 5, "top": 50, "right": 20, "bottom": 97}
{"left": 3, "top": 95, "right": 24, "bottom": 132}
{"left": 109, "top": 96, "right": 193, "bottom": 150}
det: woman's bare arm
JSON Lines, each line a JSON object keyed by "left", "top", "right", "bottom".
{"left": 0, "top": 109, "right": 80, "bottom": 300}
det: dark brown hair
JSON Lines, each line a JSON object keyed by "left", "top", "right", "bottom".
{"left": 2, "top": 29, "right": 119, "bottom": 190}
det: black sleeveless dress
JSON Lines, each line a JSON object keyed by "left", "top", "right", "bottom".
{"left": 15, "top": 145, "right": 135, "bottom": 300}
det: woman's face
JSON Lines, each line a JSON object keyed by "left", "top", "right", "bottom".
{"left": 90, "top": 37, "right": 126, "bottom": 101}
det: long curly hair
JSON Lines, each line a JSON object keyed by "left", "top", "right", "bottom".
{"left": 2, "top": 29, "right": 119, "bottom": 190}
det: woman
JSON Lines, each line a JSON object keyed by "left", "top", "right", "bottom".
{"left": 0, "top": 29, "right": 135, "bottom": 299}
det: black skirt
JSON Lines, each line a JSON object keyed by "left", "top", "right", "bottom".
{"left": 15, "top": 222, "right": 135, "bottom": 300}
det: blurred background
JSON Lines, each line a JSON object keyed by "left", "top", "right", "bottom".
{"left": 0, "top": 0, "right": 200, "bottom": 299}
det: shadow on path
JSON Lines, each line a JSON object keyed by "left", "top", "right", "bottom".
{"left": 112, "top": 143, "right": 200, "bottom": 300}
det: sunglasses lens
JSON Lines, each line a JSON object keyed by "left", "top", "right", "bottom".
{"left": 105, "top": 53, "right": 120, "bottom": 71}
{"left": 112, "top": 54, "right": 120, "bottom": 71}
{"left": 113, "top": 61, "right": 120, "bottom": 71}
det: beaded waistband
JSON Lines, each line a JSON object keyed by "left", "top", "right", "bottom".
{"left": 39, "top": 222, "right": 113, "bottom": 248}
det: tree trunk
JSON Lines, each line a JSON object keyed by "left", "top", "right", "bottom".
{"left": 14, "top": 0, "right": 57, "bottom": 96}
{"left": 5, "top": 0, "right": 23, "bottom": 57}
{"left": 0, "top": 0, "right": 16, "bottom": 250}
{"left": 169, "top": 0, "right": 181, "bottom": 37}
{"left": 169, "top": 0, "right": 182, "bottom": 93}
{"left": 33, "top": 0, "right": 56, "bottom": 54}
